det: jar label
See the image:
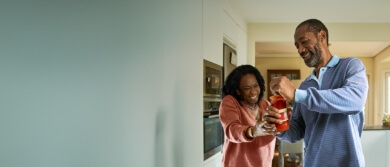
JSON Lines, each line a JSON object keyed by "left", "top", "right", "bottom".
{"left": 278, "top": 108, "right": 288, "bottom": 121}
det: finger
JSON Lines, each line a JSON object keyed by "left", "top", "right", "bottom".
{"left": 271, "top": 86, "right": 281, "bottom": 95}
{"left": 266, "top": 110, "right": 281, "bottom": 119}
{"left": 262, "top": 112, "right": 268, "bottom": 121}
{"left": 263, "top": 122, "right": 276, "bottom": 128}
{"left": 261, "top": 127, "right": 276, "bottom": 134}
{"left": 256, "top": 120, "right": 265, "bottom": 128}
{"left": 277, "top": 88, "right": 282, "bottom": 96}
{"left": 270, "top": 81, "right": 279, "bottom": 92}
{"left": 264, "top": 129, "right": 279, "bottom": 135}
{"left": 267, "top": 132, "right": 280, "bottom": 135}
{"left": 265, "top": 117, "right": 283, "bottom": 124}
{"left": 257, "top": 121, "right": 277, "bottom": 134}
{"left": 267, "top": 106, "right": 279, "bottom": 112}
{"left": 263, "top": 126, "right": 276, "bottom": 133}
{"left": 272, "top": 91, "right": 281, "bottom": 96}
{"left": 287, "top": 110, "right": 293, "bottom": 119}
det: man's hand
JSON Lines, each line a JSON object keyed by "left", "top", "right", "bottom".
{"left": 264, "top": 105, "right": 283, "bottom": 124}
{"left": 262, "top": 105, "right": 292, "bottom": 134}
{"left": 269, "top": 76, "right": 296, "bottom": 102}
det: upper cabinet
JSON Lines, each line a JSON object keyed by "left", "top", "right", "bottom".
{"left": 203, "top": 0, "right": 248, "bottom": 67}
{"left": 221, "top": 11, "right": 238, "bottom": 44}
{"left": 237, "top": 28, "right": 247, "bottom": 66}
{"left": 203, "top": 0, "right": 223, "bottom": 66}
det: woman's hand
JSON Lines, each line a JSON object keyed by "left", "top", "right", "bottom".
{"left": 252, "top": 107, "right": 280, "bottom": 136}
{"left": 252, "top": 121, "right": 279, "bottom": 136}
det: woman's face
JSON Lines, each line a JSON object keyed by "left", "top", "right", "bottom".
{"left": 236, "top": 73, "right": 260, "bottom": 106}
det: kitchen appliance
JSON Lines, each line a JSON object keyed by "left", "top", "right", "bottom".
{"left": 203, "top": 59, "right": 223, "bottom": 160}
{"left": 202, "top": 42, "right": 237, "bottom": 160}
{"left": 204, "top": 60, "right": 223, "bottom": 97}
{"left": 203, "top": 97, "right": 223, "bottom": 160}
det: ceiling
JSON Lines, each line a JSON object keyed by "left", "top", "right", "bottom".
{"left": 229, "top": 0, "right": 390, "bottom": 57}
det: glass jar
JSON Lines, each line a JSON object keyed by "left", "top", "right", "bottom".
{"left": 269, "top": 95, "right": 289, "bottom": 132}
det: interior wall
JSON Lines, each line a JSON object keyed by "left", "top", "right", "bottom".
{"left": 356, "top": 57, "right": 375, "bottom": 124}
{"left": 0, "top": 1, "right": 203, "bottom": 167}
{"left": 374, "top": 46, "right": 390, "bottom": 124}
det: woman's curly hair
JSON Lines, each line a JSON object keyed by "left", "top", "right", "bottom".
{"left": 222, "top": 65, "right": 265, "bottom": 104}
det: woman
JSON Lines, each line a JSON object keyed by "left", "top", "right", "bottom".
{"left": 219, "top": 65, "right": 276, "bottom": 167}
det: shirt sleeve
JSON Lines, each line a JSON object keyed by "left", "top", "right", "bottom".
{"left": 219, "top": 96, "right": 254, "bottom": 143}
{"left": 294, "top": 58, "right": 368, "bottom": 114}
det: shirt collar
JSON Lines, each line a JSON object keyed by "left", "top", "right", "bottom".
{"left": 309, "top": 55, "right": 340, "bottom": 79}
{"left": 326, "top": 55, "right": 340, "bottom": 67}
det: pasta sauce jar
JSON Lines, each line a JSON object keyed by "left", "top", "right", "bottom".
{"left": 269, "top": 95, "right": 289, "bottom": 132}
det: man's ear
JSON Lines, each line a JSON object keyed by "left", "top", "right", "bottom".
{"left": 318, "top": 30, "right": 327, "bottom": 43}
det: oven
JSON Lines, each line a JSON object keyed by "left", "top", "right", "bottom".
{"left": 203, "top": 59, "right": 224, "bottom": 160}
{"left": 203, "top": 97, "right": 223, "bottom": 160}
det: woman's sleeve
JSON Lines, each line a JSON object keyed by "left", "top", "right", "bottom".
{"left": 219, "top": 96, "right": 254, "bottom": 143}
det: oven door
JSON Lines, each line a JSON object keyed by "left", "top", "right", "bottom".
{"left": 204, "top": 112, "right": 223, "bottom": 160}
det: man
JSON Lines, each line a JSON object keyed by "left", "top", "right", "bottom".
{"left": 266, "top": 19, "right": 368, "bottom": 167}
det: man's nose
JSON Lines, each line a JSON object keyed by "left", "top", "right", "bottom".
{"left": 297, "top": 45, "right": 305, "bottom": 54}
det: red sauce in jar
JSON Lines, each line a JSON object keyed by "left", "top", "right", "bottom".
{"left": 270, "top": 95, "right": 289, "bottom": 132}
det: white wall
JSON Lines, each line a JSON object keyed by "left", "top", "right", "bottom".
{"left": 0, "top": 1, "right": 203, "bottom": 167}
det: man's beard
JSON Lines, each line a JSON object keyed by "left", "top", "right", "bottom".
{"left": 302, "top": 42, "right": 322, "bottom": 67}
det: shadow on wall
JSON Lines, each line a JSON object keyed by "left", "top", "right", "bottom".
{"left": 154, "top": 84, "right": 186, "bottom": 167}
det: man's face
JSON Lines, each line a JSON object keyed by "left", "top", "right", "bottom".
{"left": 294, "top": 26, "right": 323, "bottom": 68}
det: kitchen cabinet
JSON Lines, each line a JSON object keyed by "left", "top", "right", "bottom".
{"left": 202, "top": 0, "right": 247, "bottom": 67}
{"left": 202, "top": 0, "right": 223, "bottom": 66}
{"left": 204, "top": 151, "right": 222, "bottom": 167}
{"left": 236, "top": 27, "right": 247, "bottom": 66}
{"left": 361, "top": 126, "right": 390, "bottom": 167}
{"left": 221, "top": 11, "right": 237, "bottom": 45}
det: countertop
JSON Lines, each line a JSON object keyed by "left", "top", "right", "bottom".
{"left": 363, "top": 125, "right": 390, "bottom": 130}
